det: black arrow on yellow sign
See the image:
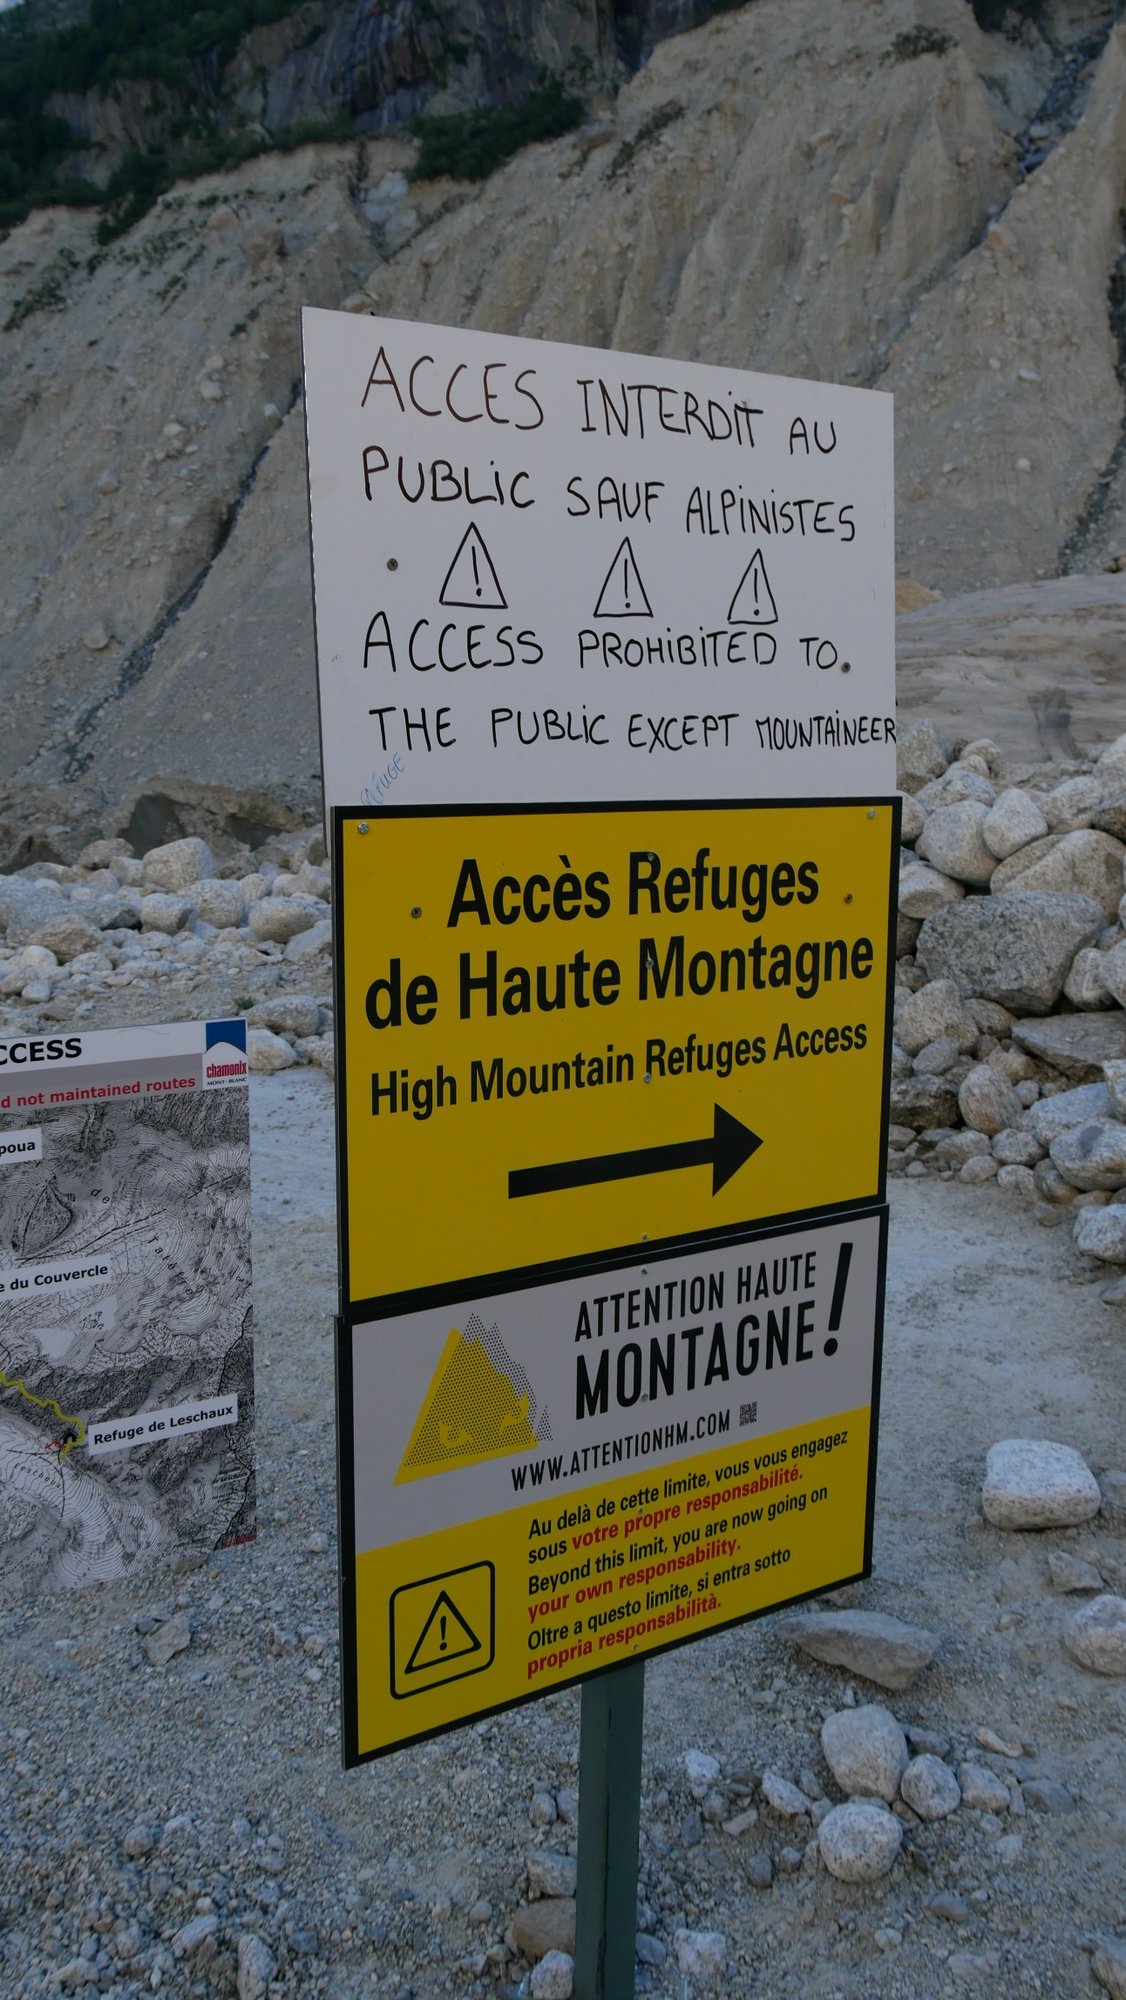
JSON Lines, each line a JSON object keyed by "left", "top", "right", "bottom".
{"left": 509, "top": 1104, "right": 763, "bottom": 1202}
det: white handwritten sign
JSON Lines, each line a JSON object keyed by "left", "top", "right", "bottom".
{"left": 302, "top": 310, "right": 894, "bottom": 806}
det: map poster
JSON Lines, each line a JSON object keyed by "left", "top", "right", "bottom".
{"left": 0, "top": 1020, "right": 254, "bottom": 1605}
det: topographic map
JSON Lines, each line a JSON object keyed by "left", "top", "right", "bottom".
{"left": 0, "top": 1022, "right": 254, "bottom": 1604}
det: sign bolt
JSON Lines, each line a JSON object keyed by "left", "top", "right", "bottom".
{"left": 844, "top": 892, "right": 854, "bottom": 904}
{"left": 411, "top": 906, "right": 422, "bottom": 919}
{"left": 867, "top": 808, "right": 877, "bottom": 820}
{"left": 357, "top": 822, "right": 369, "bottom": 835}
{"left": 387, "top": 558, "right": 399, "bottom": 571}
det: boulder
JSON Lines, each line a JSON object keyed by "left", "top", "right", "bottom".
{"left": 889, "top": 1075, "right": 960, "bottom": 1129}
{"left": 983, "top": 788, "right": 1049, "bottom": 859}
{"left": 511, "top": 1900, "right": 576, "bottom": 1960}
{"left": 1063, "top": 947, "right": 1113, "bottom": 1009}
{"left": 917, "top": 892, "right": 1104, "bottom": 1014}
{"left": 248, "top": 894, "right": 324, "bottom": 944}
{"left": 898, "top": 856, "right": 965, "bottom": 919}
{"left": 1050, "top": 1121, "right": 1126, "bottom": 1192}
{"left": 773, "top": 1609, "right": 939, "bottom": 1689}
{"left": 898, "top": 791, "right": 925, "bottom": 844}
{"left": 982, "top": 1439, "right": 1101, "bottom": 1529}
{"left": 1041, "top": 774, "right": 1102, "bottom": 832}
{"left": 896, "top": 978, "right": 978, "bottom": 1056}
{"left": 896, "top": 720, "right": 952, "bottom": 793}
{"left": 821, "top": 1705, "right": 907, "bottom": 1803}
{"left": 958, "top": 1063, "right": 1024, "bottom": 1135}
{"left": 818, "top": 1802, "right": 902, "bottom": 1882}
{"left": 1099, "top": 938, "right": 1126, "bottom": 1005}
{"left": 142, "top": 836, "right": 214, "bottom": 892}
{"left": 1062, "top": 1594, "right": 1126, "bottom": 1676}
{"left": 899, "top": 1754, "right": 961, "bottom": 1821}
{"left": 1022, "top": 1080, "right": 1111, "bottom": 1145}
{"left": 916, "top": 766, "right": 995, "bottom": 809}
{"left": 916, "top": 801, "right": 996, "bottom": 886}
{"left": 1074, "top": 1202, "right": 1126, "bottom": 1263}
{"left": 1012, "top": 1012, "right": 1126, "bottom": 1082}
{"left": 989, "top": 829, "right": 1126, "bottom": 920}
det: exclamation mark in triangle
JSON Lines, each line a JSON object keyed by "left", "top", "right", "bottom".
{"left": 592, "top": 536, "right": 654, "bottom": 618}
{"left": 727, "top": 548, "right": 778, "bottom": 625}
{"left": 440, "top": 524, "right": 508, "bottom": 609}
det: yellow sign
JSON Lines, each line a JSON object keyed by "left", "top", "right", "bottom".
{"left": 336, "top": 800, "right": 895, "bottom": 1304}
{"left": 355, "top": 1407, "right": 870, "bottom": 1758}
{"left": 339, "top": 1207, "right": 885, "bottom": 1761}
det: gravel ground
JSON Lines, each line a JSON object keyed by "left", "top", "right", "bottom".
{"left": 0, "top": 1070, "right": 1122, "bottom": 2000}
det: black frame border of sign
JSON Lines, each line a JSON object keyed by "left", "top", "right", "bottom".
{"left": 330, "top": 796, "right": 901, "bottom": 1319}
{"left": 334, "top": 1205, "right": 889, "bottom": 1768}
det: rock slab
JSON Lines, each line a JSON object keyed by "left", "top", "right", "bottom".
{"left": 982, "top": 1439, "right": 1101, "bottom": 1529}
{"left": 773, "top": 1609, "right": 940, "bottom": 1689}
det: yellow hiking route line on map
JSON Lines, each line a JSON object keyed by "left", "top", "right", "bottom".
{"left": 0, "top": 1369, "right": 86, "bottom": 1459}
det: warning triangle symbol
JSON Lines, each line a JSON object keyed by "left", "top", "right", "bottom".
{"left": 439, "top": 523, "right": 508, "bottom": 609}
{"left": 405, "top": 1589, "right": 482, "bottom": 1673}
{"left": 727, "top": 547, "right": 778, "bottom": 625}
{"left": 592, "top": 536, "right": 653, "bottom": 618}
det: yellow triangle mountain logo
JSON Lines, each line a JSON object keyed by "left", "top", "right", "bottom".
{"left": 396, "top": 1312, "right": 550, "bottom": 1484}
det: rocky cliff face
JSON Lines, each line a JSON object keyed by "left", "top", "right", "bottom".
{"left": 1, "top": 0, "right": 1125, "bottom": 818}
{"left": 42, "top": 0, "right": 708, "bottom": 179}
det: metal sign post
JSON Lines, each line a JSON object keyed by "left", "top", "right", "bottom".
{"left": 575, "top": 1660, "right": 646, "bottom": 2000}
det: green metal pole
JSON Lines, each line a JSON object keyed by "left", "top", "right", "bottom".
{"left": 573, "top": 1661, "right": 645, "bottom": 2000}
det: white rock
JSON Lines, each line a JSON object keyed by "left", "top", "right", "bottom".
{"left": 237, "top": 1934, "right": 276, "bottom": 2000}
{"left": 898, "top": 791, "right": 926, "bottom": 843}
{"left": 673, "top": 1929, "right": 726, "bottom": 1985}
{"left": 898, "top": 857, "right": 965, "bottom": 919}
{"left": 248, "top": 894, "right": 324, "bottom": 944}
{"left": 192, "top": 878, "right": 247, "bottom": 929}
{"left": 175, "top": 1913, "right": 219, "bottom": 1956}
{"left": 991, "top": 829, "right": 1126, "bottom": 920}
{"left": 530, "top": 1950, "right": 574, "bottom": 2000}
{"left": 821, "top": 1704, "right": 907, "bottom": 1802}
{"left": 1064, "top": 946, "right": 1113, "bottom": 1008}
{"left": 983, "top": 788, "right": 1050, "bottom": 859}
{"left": 1046, "top": 1551, "right": 1104, "bottom": 1593}
{"left": 144, "top": 1613, "right": 191, "bottom": 1667}
{"left": 957, "top": 1762, "right": 1010, "bottom": 1812}
{"left": 1104, "top": 1059, "right": 1126, "bottom": 1117}
{"left": 142, "top": 837, "right": 214, "bottom": 892}
{"left": 982, "top": 1439, "right": 1101, "bottom": 1529}
{"left": 818, "top": 1801, "right": 902, "bottom": 1882}
{"left": 1042, "top": 774, "right": 1102, "bottom": 832}
{"left": 899, "top": 1754, "right": 960, "bottom": 1820}
{"left": 760, "top": 1769, "right": 811, "bottom": 1817}
{"left": 958, "top": 1063, "right": 1024, "bottom": 1136}
{"left": 1063, "top": 1594, "right": 1126, "bottom": 1675}
{"left": 916, "top": 764, "right": 996, "bottom": 808}
{"left": 140, "top": 892, "right": 193, "bottom": 935}
{"left": 916, "top": 800, "right": 996, "bottom": 886}
{"left": 683, "top": 1749, "right": 721, "bottom": 1800}
{"left": 896, "top": 977, "right": 978, "bottom": 1055}
{"left": 285, "top": 917, "right": 332, "bottom": 961}
{"left": 1075, "top": 1201, "right": 1126, "bottom": 1263}
{"left": 960, "top": 1154, "right": 998, "bottom": 1184}
{"left": 1050, "top": 1121, "right": 1126, "bottom": 1191}
{"left": 248, "top": 1028, "right": 298, "bottom": 1074}
{"left": 897, "top": 720, "right": 952, "bottom": 791}
{"left": 1022, "top": 1081, "right": 1111, "bottom": 1145}
{"left": 1100, "top": 938, "right": 1126, "bottom": 1006}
